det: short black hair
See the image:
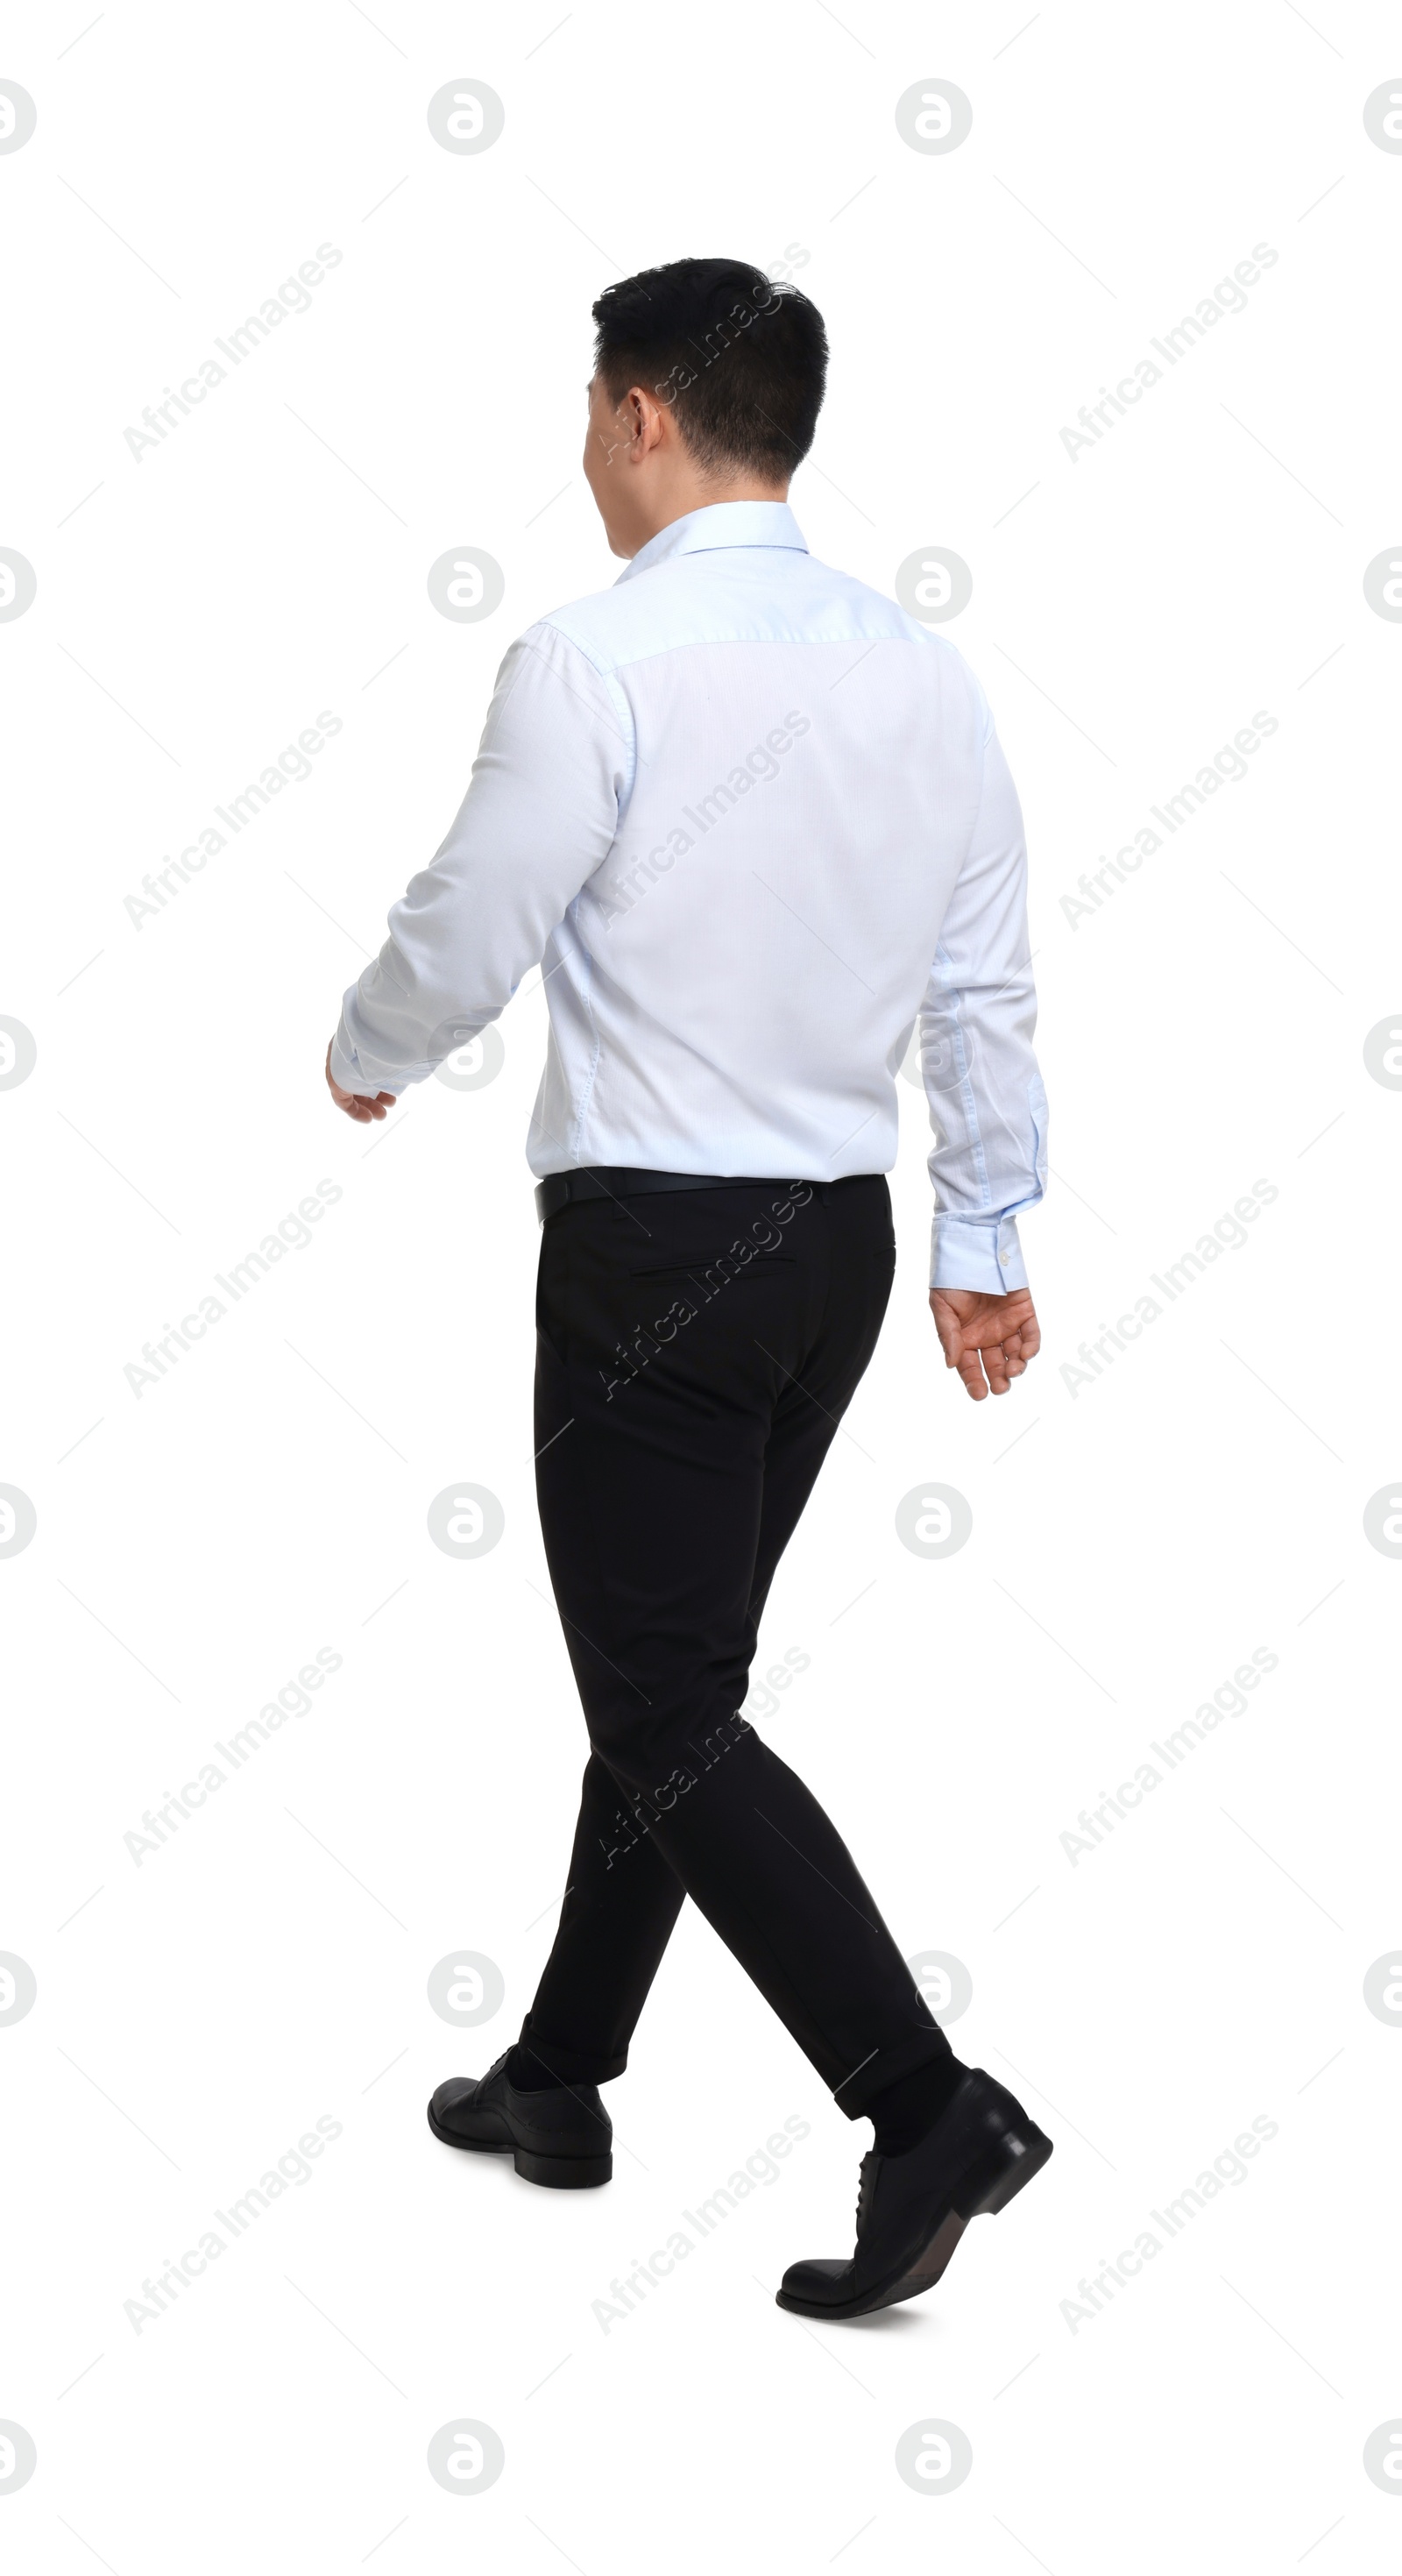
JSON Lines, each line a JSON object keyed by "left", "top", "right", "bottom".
{"left": 591, "top": 257, "right": 827, "bottom": 481}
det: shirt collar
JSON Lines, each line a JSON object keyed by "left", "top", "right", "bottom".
{"left": 616, "top": 500, "right": 808, "bottom": 583}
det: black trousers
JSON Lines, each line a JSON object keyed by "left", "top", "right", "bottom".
{"left": 520, "top": 1173, "right": 952, "bottom": 2121}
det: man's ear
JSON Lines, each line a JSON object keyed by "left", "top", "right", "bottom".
{"left": 624, "top": 384, "right": 676, "bottom": 463}
{"left": 626, "top": 387, "right": 655, "bottom": 460}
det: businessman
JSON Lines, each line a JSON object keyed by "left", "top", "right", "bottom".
{"left": 327, "top": 258, "right": 1052, "bottom": 2320}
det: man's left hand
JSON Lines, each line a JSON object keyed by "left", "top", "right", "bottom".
{"left": 325, "top": 1041, "right": 398, "bottom": 1125}
{"left": 930, "top": 1285, "right": 1040, "bottom": 1401}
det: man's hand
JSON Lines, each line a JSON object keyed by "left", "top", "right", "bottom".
{"left": 930, "top": 1286, "right": 1040, "bottom": 1401}
{"left": 325, "top": 1041, "right": 398, "bottom": 1125}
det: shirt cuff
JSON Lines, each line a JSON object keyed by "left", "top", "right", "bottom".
{"left": 329, "top": 1030, "right": 403, "bottom": 1098}
{"left": 930, "top": 1214, "right": 1029, "bottom": 1295}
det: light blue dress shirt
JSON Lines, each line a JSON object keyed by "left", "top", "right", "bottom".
{"left": 331, "top": 500, "right": 1047, "bottom": 1292}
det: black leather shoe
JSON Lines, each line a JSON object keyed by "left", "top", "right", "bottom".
{"left": 428, "top": 2052, "right": 612, "bottom": 2188}
{"left": 776, "top": 2068, "right": 1051, "bottom": 2319}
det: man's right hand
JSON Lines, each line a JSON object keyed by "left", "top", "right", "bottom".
{"left": 930, "top": 1286, "right": 1040, "bottom": 1402}
{"left": 325, "top": 1041, "right": 398, "bottom": 1125}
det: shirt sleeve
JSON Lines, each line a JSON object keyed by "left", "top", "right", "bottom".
{"left": 329, "top": 621, "right": 630, "bottom": 1096}
{"left": 918, "top": 692, "right": 1048, "bottom": 1295}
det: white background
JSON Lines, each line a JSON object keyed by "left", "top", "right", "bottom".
{"left": 3, "top": 1, "right": 1400, "bottom": 2566}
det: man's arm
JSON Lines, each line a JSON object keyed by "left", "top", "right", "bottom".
{"left": 327, "top": 621, "right": 628, "bottom": 1108}
{"left": 918, "top": 693, "right": 1048, "bottom": 1399}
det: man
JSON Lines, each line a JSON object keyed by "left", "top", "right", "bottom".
{"left": 326, "top": 258, "right": 1052, "bottom": 2321}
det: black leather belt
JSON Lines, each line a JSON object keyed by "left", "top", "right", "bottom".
{"left": 535, "top": 1166, "right": 790, "bottom": 1224}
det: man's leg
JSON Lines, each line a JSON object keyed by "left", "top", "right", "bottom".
{"left": 516, "top": 1174, "right": 954, "bottom": 2120}
{"left": 514, "top": 1750, "right": 685, "bottom": 2083}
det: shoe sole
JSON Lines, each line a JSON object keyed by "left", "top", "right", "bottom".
{"left": 426, "top": 2098, "right": 612, "bottom": 2188}
{"left": 775, "top": 2119, "right": 1052, "bottom": 2320}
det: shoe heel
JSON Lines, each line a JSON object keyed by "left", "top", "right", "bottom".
{"left": 957, "top": 2123, "right": 1052, "bottom": 2220}
{"left": 513, "top": 2147, "right": 612, "bottom": 2189}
